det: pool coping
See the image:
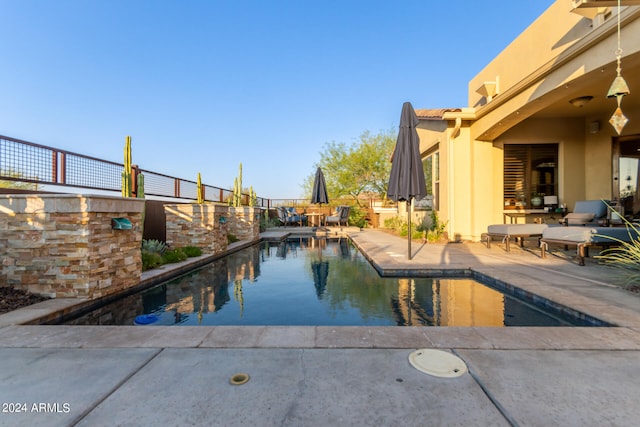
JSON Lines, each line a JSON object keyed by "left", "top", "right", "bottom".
{"left": 2, "top": 228, "right": 640, "bottom": 351}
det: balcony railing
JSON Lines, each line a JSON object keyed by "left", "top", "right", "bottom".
{"left": 0, "top": 134, "right": 269, "bottom": 207}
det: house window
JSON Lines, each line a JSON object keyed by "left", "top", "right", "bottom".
{"left": 504, "top": 144, "right": 557, "bottom": 209}
{"left": 422, "top": 151, "right": 439, "bottom": 210}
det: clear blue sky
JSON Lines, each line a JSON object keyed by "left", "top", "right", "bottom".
{"left": 0, "top": 0, "right": 554, "bottom": 200}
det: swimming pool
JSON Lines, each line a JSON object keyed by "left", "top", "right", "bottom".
{"left": 63, "top": 237, "right": 605, "bottom": 327}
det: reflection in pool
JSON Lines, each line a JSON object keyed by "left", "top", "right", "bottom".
{"left": 65, "top": 237, "right": 600, "bottom": 327}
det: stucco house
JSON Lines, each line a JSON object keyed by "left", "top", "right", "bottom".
{"left": 416, "top": 0, "right": 640, "bottom": 242}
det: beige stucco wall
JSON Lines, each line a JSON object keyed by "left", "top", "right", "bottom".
{"left": 470, "top": 1, "right": 583, "bottom": 108}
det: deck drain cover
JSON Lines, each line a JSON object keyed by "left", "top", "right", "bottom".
{"left": 229, "top": 373, "right": 250, "bottom": 385}
{"left": 408, "top": 349, "right": 467, "bottom": 378}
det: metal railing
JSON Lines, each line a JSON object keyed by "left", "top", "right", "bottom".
{"left": 0, "top": 134, "right": 270, "bottom": 207}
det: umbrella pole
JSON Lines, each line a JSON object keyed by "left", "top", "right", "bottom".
{"left": 407, "top": 199, "right": 412, "bottom": 260}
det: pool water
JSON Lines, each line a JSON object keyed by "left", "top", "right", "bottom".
{"left": 64, "top": 237, "right": 601, "bottom": 327}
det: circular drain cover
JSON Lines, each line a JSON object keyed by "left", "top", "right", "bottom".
{"left": 408, "top": 349, "right": 467, "bottom": 378}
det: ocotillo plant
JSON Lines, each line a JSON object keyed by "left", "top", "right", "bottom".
{"left": 197, "top": 172, "right": 204, "bottom": 204}
{"left": 121, "top": 136, "right": 133, "bottom": 197}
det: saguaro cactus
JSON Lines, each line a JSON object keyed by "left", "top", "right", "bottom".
{"left": 121, "top": 136, "right": 133, "bottom": 197}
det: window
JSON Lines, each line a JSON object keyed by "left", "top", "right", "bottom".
{"left": 504, "top": 144, "right": 557, "bottom": 209}
{"left": 422, "top": 151, "right": 439, "bottom": 210}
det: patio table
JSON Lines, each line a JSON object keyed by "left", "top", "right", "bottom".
{"left": 306, "top": 212, "right": 325, "bottom": 227}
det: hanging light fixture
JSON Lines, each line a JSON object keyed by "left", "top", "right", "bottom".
{"left": 608, "top": 0, "right": 630, "bottom": 134}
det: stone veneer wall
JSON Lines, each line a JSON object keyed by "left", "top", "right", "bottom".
{"left": 164, "top": 203, "right": 229, "bottom": 255}
{"left": 228, "top": 207, "right": 261, "bottom": 242}
{"left": 0, "top": 194, "right": 144, "bottom": 299}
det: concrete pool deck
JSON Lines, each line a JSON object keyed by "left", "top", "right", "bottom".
{"left": 1, "top": 228, "right": 640, "bottom": 426}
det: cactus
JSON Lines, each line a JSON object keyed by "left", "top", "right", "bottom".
{"left": 197, "top": 172, "right": 204, "bottom": 204}
{"left": 136, "top": 173, "right": 145, "bottom": 198}
{"left": 249, "top": 186, "right": 257, "bottom": 207}
{"left": 141, "top": 239, "right": 168, "bottom": 255}
{"left": 230, "top": 162, "right": 248, "bottom": 207}
{"left": 121, "top": 136, "right": 133, "bottom": 197}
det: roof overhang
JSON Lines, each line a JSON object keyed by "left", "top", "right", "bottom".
{"left": 572, "top": 0, "right": 640, "bottom": 6}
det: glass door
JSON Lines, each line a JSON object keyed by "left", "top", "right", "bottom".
{"left": 613, "top": 135, "right": 640, "bottom": 218}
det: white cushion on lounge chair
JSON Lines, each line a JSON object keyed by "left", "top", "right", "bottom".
{"left": 542, "top": 226, "right": 596, "bottom": 242}
{"left": 487, "top": 224, "right": 548, "bottom": 236}
{"left": 563, "top": 212, "right": 595, "bottom": 225}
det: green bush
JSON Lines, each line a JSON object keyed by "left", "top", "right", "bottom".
{"left": 348, "top": 205, "right": 368, "bottom": 228}
{"left": 260, "top": 209, "right": 280, "bottom": 231}
{"left": 383, "top": 216, "right": 404, "bottom": 233}
{"left": 227, "top": 233, "right": 239, "bottom": 244}
{"left": 425, "top": 210, "right": 448, "bottom": 242}
{"left": 163, "top": 248, "right": 187, "bottom": 263}
{"left": 183, "top": 246, "right": 203, "bottom": 257}
{"left": 142, "top": 251, "right": 165, "bottom": 271}
{"left": 384, "top": 211, "right": 447, "bottom": 242}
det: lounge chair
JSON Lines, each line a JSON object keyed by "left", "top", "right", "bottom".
{"left": 540, "top": 225, "right": 640, "bottom": 265}
{"left": 485, "top": 200, "right": 610, "bottom": 251}
{"left": 559, "top": 200, "right": 608, "bottom": 226}
{"left": 326, "top": 206, "right": 350, "bottom": 227}
{"left": 484, "top": 223, "right": 548, "bottom": 252}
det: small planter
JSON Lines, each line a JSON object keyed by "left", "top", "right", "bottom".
{"left": 531, "top": 196, "right": 543, "bottom": 207}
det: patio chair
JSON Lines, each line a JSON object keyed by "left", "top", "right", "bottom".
{"left": 278, "top": 207, "right": 307, "bottom": 226}
{"left": 326, "top": 206, "right": 350, "bottom": 227}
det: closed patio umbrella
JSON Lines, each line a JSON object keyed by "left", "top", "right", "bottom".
{"left": 311, "top": 167, "right": 329, "bottom": 227}
{"left": 387, "top": 102, "right": 427, "bottom": 260}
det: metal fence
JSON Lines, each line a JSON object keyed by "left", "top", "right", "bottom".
{"left": 0, "top": 134, "right": 270, "bottom": 207}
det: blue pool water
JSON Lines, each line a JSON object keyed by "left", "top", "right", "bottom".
{"left": 64, "top": 237, "right": 604, "bottom": 327}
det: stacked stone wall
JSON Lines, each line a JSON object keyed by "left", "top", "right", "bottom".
{"left": 164, "top": 203, "right": 228, "bottom": 255}
{"left": 228, "top": 207, "right": 261, "bottom": 242}
{"left": 0, "top": 195, "right": 144, "bottom": 298}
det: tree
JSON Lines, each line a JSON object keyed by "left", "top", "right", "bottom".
{"left": 0, "top": 169, "right": 39, "bottom": 191}
{"left": 304, "top": 129, "right": 396, "bottom": 205}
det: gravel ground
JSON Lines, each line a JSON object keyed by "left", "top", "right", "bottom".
{"left": 0, "top": 287, "right": 49, "bottom": 314}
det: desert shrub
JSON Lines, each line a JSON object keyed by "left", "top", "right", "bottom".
{"left": 227, "top": 233, "right": 239, "bottom": 244}
{"left": 348, "top": 205, "right": 367, "bottom": 228}
{"left": 142, "top": 251, "right": 165, "bottom": 271}
{"left": 260, "top": 209, "right": 280, "bottom": 231}
{"left": 425, "top": 210, "right": 448, "bottom": 242}
{"left": 163, "top": 248, "right": 187, "bottom": 263}
{"left": 183, "top": 246, "right": 203, "bottom": 257}
{"left": 595, "top": 211, "right": 640, "bottom": 289}
{"left": 383, "top": 216, "right": 404, "bottom": 233}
